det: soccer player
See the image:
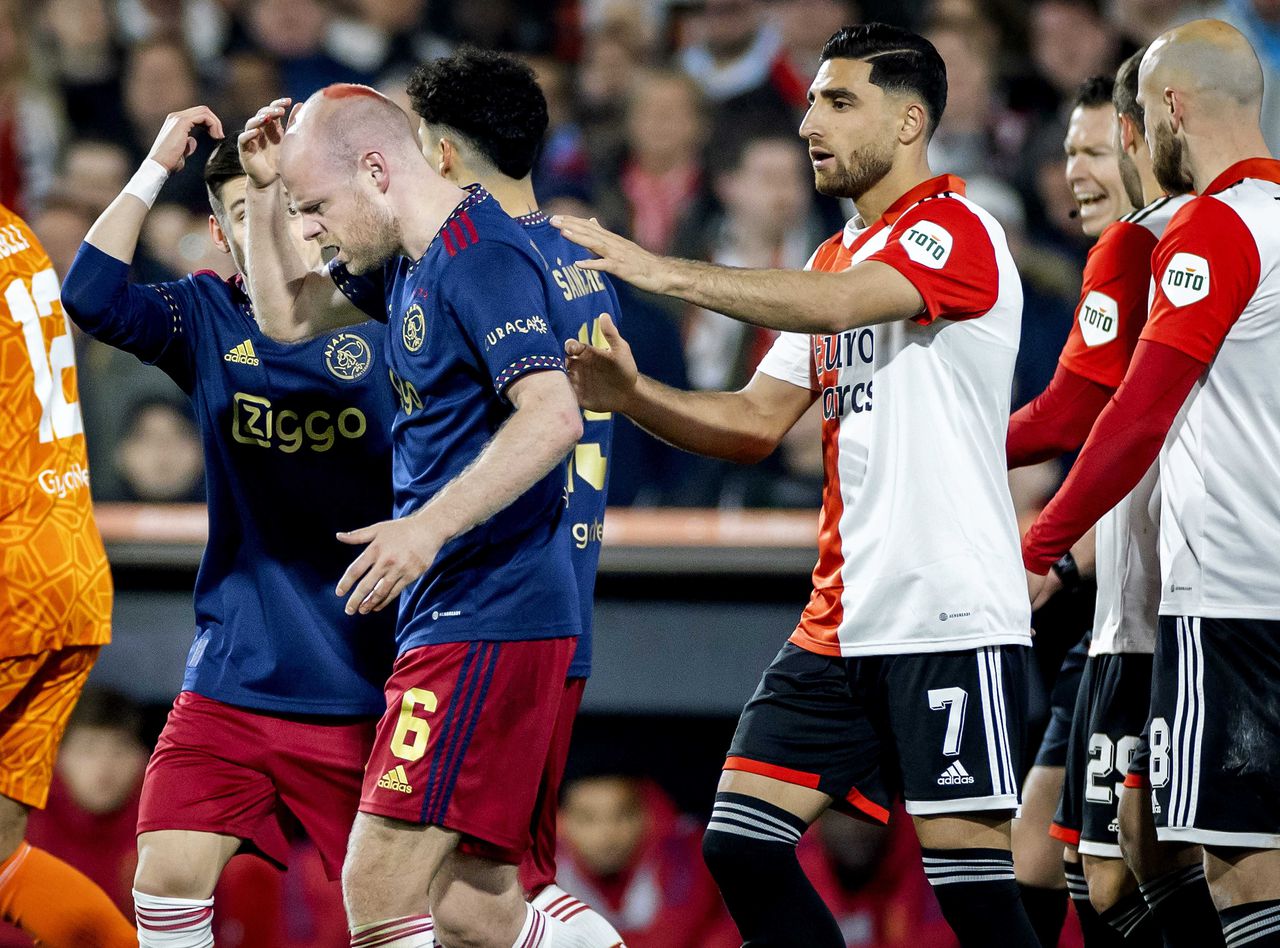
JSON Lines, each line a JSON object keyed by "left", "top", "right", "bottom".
{"left": 59, "top": 108, "right": 398, "bottom": 947}
{"left": 276, "top": 85, "right": 592, "bottom": 948}
{"left": 558, "top": 23, "right": 1039, "bottom": 947}
{"left": 1010, "top": 64, "right": 1211, "bottom": 948}
{"left": 407, "top": 49, "right": 624, "bottom": 946}
{"left": 1022, "top": 19, "right": 1280, "bottom": 945}
{"left": 0, "top": 210, "right": 134, "bottom": 946}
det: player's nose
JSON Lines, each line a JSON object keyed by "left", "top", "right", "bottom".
{"left": 302, "top": 218, "right": 324, "bottom": 241}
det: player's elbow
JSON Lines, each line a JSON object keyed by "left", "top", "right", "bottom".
{"left": 726, "top": 432, "right": 780, "bottom": 465}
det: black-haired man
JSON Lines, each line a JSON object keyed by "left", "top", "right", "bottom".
{"left": 559, "top": 22, "right": 1040, "bottom": 946}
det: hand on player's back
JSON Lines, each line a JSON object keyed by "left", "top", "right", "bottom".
{"left": 237, "top": 98, "right": 293, "bottom": 189}
{"left": 551, "top": 215, "right": 671, "bottom": 295}
{"left": 564, "top": 313, "right": 637, "bottom": 413}
{"left": 147, "top": 106, "right": 224, "bottom": 174}
{"left": 335, "top": 517, "right": 445, "bottom": 616}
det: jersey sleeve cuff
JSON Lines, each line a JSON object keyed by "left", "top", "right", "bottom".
{"left": 493, "top": 355, "right": 566, "bottom": 396}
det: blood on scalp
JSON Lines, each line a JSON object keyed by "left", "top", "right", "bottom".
{"left": 322, "top": 83, "right": 383, "bottom": 101}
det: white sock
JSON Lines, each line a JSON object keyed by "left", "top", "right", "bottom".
{"left": 516, "top": 900, "right": 623, "bottom": 948}
{"left": 134, "top": 889, "right": 215, "bottom": 948}
{"left": 531, "top": 885, "right": 626, "bottom": 947}
{"left": 350, "top": 914, "right": 436, "bottom": 947}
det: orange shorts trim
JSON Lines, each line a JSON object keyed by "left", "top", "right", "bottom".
{"left": 1049, "top": 822, "right": 1081, "bottom": 846}
{"left": 0, "top": 646, "right": 99, "bottom": 808}
{"left": 724, "top": 755, "right": 821, "bottom": 790}
{"left": 1123, "top": 773, "right": 1150, "bottom": 790}
{"left": 843, "top": 786, "right": 890, "bottom": 824}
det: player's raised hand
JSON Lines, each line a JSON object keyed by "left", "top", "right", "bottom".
{"left": 551, "top": 215, "right": 672, "bottom": 295}
{"left": 564, "top": 313, "right": 637, "bottom": 413}
{"left": 237, "top": 98, "right": 292, "bottom": 189}
{"left": 335, "top": 517, "right": 445, "bottom": 615}
{"left": 147, "top": 106, "right": 224, "bottom": 175}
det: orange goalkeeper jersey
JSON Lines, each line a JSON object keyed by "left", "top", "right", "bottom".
{"left": 0, "top": 202, "right": 111, "bottom": 658}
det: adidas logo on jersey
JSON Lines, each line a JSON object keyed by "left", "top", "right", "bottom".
{"left": 224, "top": 339, "right": 260, "bottom": 366}
{"left": 377, "top": 765, "right": 412, "bottom": 794}
{"left": 937, "top": 761, "right": 976, "bottom": 786}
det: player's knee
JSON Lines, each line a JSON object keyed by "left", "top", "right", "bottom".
{"left": 432, "top": 892, "right": 516, "bottom": 948}
{"left": 1084, "top": 857, "right": 1133, "bottom": 914}
{"left": 132, "top": 851, "right": 210, "bottom": 901}
{"left": 0, "top": 797, "right": 27, "bottom": 861}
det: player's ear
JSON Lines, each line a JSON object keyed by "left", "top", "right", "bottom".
{"left": 363, "top": 150, "right": 392, "bottom": 193}
{"left": 208, "top": 214, "right": 231, "bottom": 255}
{"left": 899, "top": 101, "right": 928, "bottom": 147}
{"left": 438, "top": 138, "right": 454, "bottom": 177}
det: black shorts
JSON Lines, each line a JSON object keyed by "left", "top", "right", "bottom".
{"left": 1149, "top": 616, "right": 1280, "bottom": 849}
{"left": 725, "top": 642, "right": 1029, "bottom": 822}
{"left": 1035, "top": 631, "right": 1090, "bottom": 769}
{"left": 1052, "top": 652, "right": 1153, "bottom": 856}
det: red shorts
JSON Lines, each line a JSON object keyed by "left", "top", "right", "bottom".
{"left": 511, "top": 676, "right": 585, "bottom": 893}
{"left": 360, "top": 638, "right": 576, "bottom": 864}
{"left": 137, "top": 691, "right": 376, "bottom": 880}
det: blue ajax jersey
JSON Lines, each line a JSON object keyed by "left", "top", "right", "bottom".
{"left": 375, "top": 188, "right": 580, "bottom": 654}
{"left": 63, "top": 244, "right": 396, "bottom": 715}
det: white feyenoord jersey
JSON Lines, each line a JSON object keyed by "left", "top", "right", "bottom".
{"left": 1088, "top": 194, "right": 1192, "bottom": 656}
{"left": 1141, "top": 159, "right": 1280, "bottom": 620}
{"left": 758, "top": 175, "right": 1030, "bottom": 656}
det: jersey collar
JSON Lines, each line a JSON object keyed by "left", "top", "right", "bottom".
{"left": 1204, "top": 157, "right": 1280, "bottom": 195}
{"left": 843, "top": 173, "right": 966, "bottom": 250}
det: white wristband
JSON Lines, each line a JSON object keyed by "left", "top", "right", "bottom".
{"left": 123, "top": 159, "right": 170, "bottom": 209}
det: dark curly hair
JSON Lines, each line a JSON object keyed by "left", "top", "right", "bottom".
{"left": 406, "top": 48, "right": 548, "bottom": 180}
{"left": 1073, "top": 74, "right": 1115, "bottom": 112}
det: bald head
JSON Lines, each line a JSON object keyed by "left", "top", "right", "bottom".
{"left": 1141, "top": 19, "right": 1263, "bottom": 112}
{"left": 284, "top": 83, "right": 420, "bottom": 177}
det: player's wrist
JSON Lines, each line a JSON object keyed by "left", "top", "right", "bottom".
{"left": 123, "top": 159, "right": 170, "bottom": 209}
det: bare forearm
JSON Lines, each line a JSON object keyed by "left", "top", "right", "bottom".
{"left": 245, "top": 182, "right": 312, "bottom": 340}
{"left": 622, "top": 375, "right": 781, "bottom": 463}
{"left": 83, "top": 193, "right": 150, "bottom": 264}
{"left": 412, "top": 397, "right": 582, "bottom": 542}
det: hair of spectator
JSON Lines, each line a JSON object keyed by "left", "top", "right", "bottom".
{"left": 124, "top": 35, "right": 199, "bottom": 85}
{"left": 709, "top": 128, "right": 805, "bottom": 179}
{"left": 1114, "top": 47, "right": 1147, "bottom": 134}
{"left": 1072, "top": 75, "right": 1115, "bottom": 111}
{"left": 203, "top": 140, "right": 246, "bottom": 220}
{"left": 122, "top": 394, "right": 198, "bottom": 438}
{"left": 67, "top": 687, "right": 145, "bottom": 744}
{"left": 820, "top": 23, "right": 948, "bottom": 135}
{"left": 405, "top": 47, "right": 549, "bottom": 180}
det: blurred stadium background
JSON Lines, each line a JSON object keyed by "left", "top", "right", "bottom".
{"left": 5, "top": 0, "right": 1265, "bottom": 943}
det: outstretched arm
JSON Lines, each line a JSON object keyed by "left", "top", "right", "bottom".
{"left": 553, "top": 216, "right": 924, "bottom": 334}
{"left": 239, "top": 98, "right": 374, "bottom": 341}
{"left": 565, "top": 314, "right": 816, "bottom": 463}
{"left": 1006, "top": 363, "right": 1115, "bottom": 469}
{"left": 334, "top": 370, "right": 583, "bottom": 614}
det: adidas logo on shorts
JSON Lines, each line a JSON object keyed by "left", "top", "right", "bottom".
{"left": 377, "top": 764, "right": 412, "bottom": 794}
{"left": 937, "top": 760, "right": 976, "bottom": 786}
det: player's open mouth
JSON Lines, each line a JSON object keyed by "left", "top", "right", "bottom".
{"left": 1074, "top": 192, "right": 1106, "bottom": 213}
{"left": 809, "top": 147, "right": 835, "bottom": 171}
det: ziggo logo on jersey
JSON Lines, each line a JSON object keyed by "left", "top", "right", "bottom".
{"left": 231, "top": 393, "right": 367, "bottom": 452}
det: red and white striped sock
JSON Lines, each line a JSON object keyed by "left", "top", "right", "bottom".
{"left": 133, "top": 889, "right": 214, "bottom": 948}
{"left": 531, "top": 885, "right": 626, "bottom": 947}
{"left": 350, "top": 913, "right": 435, "bottom": 948}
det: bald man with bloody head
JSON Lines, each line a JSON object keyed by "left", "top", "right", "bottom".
{"left": 1023, "top": 20, "right": 1280, "bottom": 945}
{"left": 274, "top": 85, "right": 596, "bottom": 948}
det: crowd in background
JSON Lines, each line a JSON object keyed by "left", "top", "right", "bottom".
{"left": 11, "top": 0, "right": 1273, "bottom": 508}
{"left": 7, "top": 0, "right": 1252, "bottom": 940}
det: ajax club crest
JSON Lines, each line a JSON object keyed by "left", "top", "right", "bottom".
{"left": 402, "top": 304, "right": 426, "bottom": 353}
{"left": 324, "top": 332, "right": 372, "bottom": 381}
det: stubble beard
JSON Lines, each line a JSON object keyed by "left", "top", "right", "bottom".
{"left": 343, "top": 190, "right": 403, "bottom": 274}
{"left": 1152, "top": 123, "right": 1195, "bottom": 196}
{"left": 814, "top": 138, "right": 896, "bottom": 202}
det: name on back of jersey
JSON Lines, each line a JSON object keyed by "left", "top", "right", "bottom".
{"left": 816, "top": 328, "right": 875, "bottom": 420}
{"left": 552, "top": 258, "right": 608, "bottom": 301}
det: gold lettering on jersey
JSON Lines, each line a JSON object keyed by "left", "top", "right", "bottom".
{"left": 484, "top": 315, "right": 549, "bottom": 350}
{"left": 552, "top": 258, "right": 607, "bottom": 301}
{"left": 572, "top": 518, "right": 605, "bottom": 550}
{"left": 232, "top": 392, "right": 367, "bottom": 453}
{"left": 577, "top": 318, "right": 613, "bottom": 421}
{"left": 0, "top": 224, "right": 31, "bottom": 260}
{"left": 388, "top": 368, "right": 424, "bottom": 415}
